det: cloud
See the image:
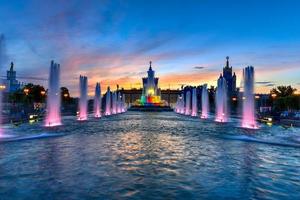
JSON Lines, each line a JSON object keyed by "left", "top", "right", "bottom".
{"left": 255, "top": 81, "right": 275, "bottom": 87}
{"left": 194, "top": 66, "right": 205, "bottom": 70}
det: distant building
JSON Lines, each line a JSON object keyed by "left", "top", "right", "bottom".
{"left": 121, "top": 61, "right": 181, "bottom": 105}
{"left": 6, "top": 62, "right": 21, "bottom": 92}
{"left": 222, "top": 56, "right": 237, "bottom": 97}
{"left": 140, "top": 61, "right": 162, "bottom": 105}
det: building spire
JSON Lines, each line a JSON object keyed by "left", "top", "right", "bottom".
{"left": 149, "top": 61, "right": 152, "bottom": 71}
{"left": 226, "top": 56, "right": 229, "bottom": 68}
{"left": 10, "top": 62, "right": 14, "bottom": 71}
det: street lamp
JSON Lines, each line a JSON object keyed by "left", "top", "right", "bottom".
{"left": 24, "top": 88, "right": 29, "bottom": 95}
{"left": 271, "top": 93, "right": 277, "bottom": 98}
{"left": 0, "top": 85, "right": 6, "bottom": 90}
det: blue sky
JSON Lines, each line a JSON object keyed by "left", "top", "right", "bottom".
{"left": 0, "top": 0, "right": 299, "bottom": 95}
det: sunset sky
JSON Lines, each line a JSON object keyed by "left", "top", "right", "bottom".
{"left": 0, "top": 0, "right": 300, "bottom": 96}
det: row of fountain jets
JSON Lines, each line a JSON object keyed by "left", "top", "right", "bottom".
{"left": 174, "top": 66, "right": 257, "bottom": 129}
{"left": 45, "top": 61, "right": 127, "bottom": 127}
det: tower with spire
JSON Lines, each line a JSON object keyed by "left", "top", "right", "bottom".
{"left": 6, "top": 62, "right": 21, "bottom": 92}
{"left": 222, "top": 57, "right": 237, "bottom": 96}
{"left": 141, "top": 61, "right": 161, "bottom": 105}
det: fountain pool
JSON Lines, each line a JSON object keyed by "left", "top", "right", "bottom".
{"left": 0, "top": 112, "right": 299, "bottom": 199}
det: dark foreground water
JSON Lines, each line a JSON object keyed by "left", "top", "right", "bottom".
{"left": 0, "top": 112, "right": 300, "bottom": 200}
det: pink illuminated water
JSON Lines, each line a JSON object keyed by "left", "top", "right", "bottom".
{"left": 242, "top": 66, "right": 258, "bottom": 129}
{"left": 94, "top": 82, "right": 101, "bottom": 118}
{"left": 45, "top": 61, "right": 61, "bottom": 127}
{"left": 105, "top": 87, "right": 112, "bottom": 116}
{"left": 78, "top": 75, "right": 88, "bottom": 121}
{"left": 191, "top": 88, "right": 197, "bottom": 116}
{"left": 201, "top": 84, "right": 209, "bottom": 119}
{"left": 185, "top": 91, "right": 191, "bottom": 115}
{"left": 215, "top": 76, "right": 228, "bottom": 122}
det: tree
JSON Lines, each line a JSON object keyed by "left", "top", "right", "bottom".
{"left": 270, "top": 85, "right": 296, "bottom": 97}
{"left": 61, "top": 87, "right": 72, "bottom": 104}
{"left": 9, "top": 83, "right": 46, "bottom": 104}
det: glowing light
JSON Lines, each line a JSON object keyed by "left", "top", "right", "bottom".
{"left": 232, "top": 97, "right": 237, "bottom": 101}
{"left": 0, "top": 85, "right": 6, "bottom": 90}
{"left": 268, "top": 117, "right": 272, "bottom": 122}
{"left": 24, "top": 88, "right": 29, "bottom": 95}
{"left": 40, "top": 90, "right": 46, "bottom": 95}
{"left": 271, "top": 93, "right": 277, "bottom": 98}
{"left": 255, "top": 95, "right": 260, "bottom": 99}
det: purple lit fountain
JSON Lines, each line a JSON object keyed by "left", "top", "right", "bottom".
{"left": 191, "top": 88, "right": 197, "bottom": 116}
{"left": 112, "top": 92, "right": 117, "bottom": 114}
{"left": 201, "top": 84, "right": 209, "bottom": 119}
{"left": 78, "top": 75, "right": 88, "bottom": 121}
{"left": 185, "top": 91, "right": 191, "bottom": 115}
{"left": 45, "top": 61, "right": 61, "bottom": 127}
{"left": 105, "top": 87, "right": 111, "bottom": 115}
{"left": 121, "top": 93, "right": 126, "bottom": 112}
{"left": 94, "top": 82, "right": 101, "bottom": 118}
{"left": 242, "top": 66, "right": 258, "bottom": 129}
{"left": 215, "top": 75, "right": 228, "bottom": 122}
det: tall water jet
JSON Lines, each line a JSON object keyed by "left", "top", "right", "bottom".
{"left": 175, "top": 95, "right": 180, "bottom": 113}
{"left": 179, "top": 95, "right": 185, "bottom": 114}
{"left": 78, "top": 75, "right": 88, "bottom": 120}
{"left": 242, "top": 66, "right": 257, "bottom": 129}
{"left": 117, "top": 91, "right": 121, "bottom": 113}
{"left": 191, "top": 88, "right": 197, "bottom": 116}
{"left": 185, "top": 91, "right": 191, "bottom": 115}
{"left": 201, "top": 84, "right": 209, "bottom": 119}
{"left": 215, "top": 75, "right": 228, "bottom": 122}
{"left": 45, "top": 61, "right": 61, "bottom": 126}
{"left": 105, "top": 87, "right": 111, "bottom": 115}
{"left": 94, "top": 82, "right": 101, "bottom": 118}
{"left": 112, "top": 92, "right": 117, "bottom": 114}
{"left": 121, "top": 93, "right": 126, "bottom": 112}
{"left": 0, "top": 34, "right": 5, "bottom": 135}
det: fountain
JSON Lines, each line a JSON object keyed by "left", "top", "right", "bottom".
{"left": 242, "top": 66, "right": 258, "bottom": 129}
{"left": 78, "top": 75, "right": 88, "bottom": 121}
{"left": 112, "top": 92, "right": 117, "bottom": 114}
{"left": 191, "top": 88, "right": 197, "bottom": 116}
{"left": 185, "top": 91, "right": 191, "bottom": 115}
{"left": 201, "top": 84, "right": 209, "bottom": 119}
{"left": 215, "top": 75, "right": 228, "bottom": 122}
{"left": 105, "top": 87, "right": 111, "bottom": 115}
{"left": 121, "top": 93, "right": 126, "bottom": 112}
{"left": 45, "top": 61, "right": 61, "bottom": 126}
{"left": 0, "top": 34, "right": 4, "bottom": 135}
{"left": 94, "top": 82, "right": 101, "bottom": 118}
{"left": 117, "top": 91, "right": 121, "bottom": 113}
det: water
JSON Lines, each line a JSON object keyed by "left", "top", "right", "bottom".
{"left": 0, "top": 112, "right": 299, "bottom": 199}
{"left": 45, "top": 61, "right": 61, "bottom": 127}
{"left": 191, "top": 88, "right": 197, "bottom": 117}
{"left": 215, "top": 75, "right": 228, "bottom": 122}
{"left": 201, "top": 84, "right": 209, "bottom": 119}
{"left": 185, "top": 91, "right": 191, "bottom": 115}
{"left": 121, "top": 94, "right": 126, "bottom": 112}
{"left": 0, "top": 34, "right": 5, "bottom": 136}
{"left": 242, "top": 66, "right": 257, "bottom": 129}
{"left": 112, "top": 92, "right": 117, "bottom": 115}
{"left": 105, "top": 87, "right": 111, "bottom": 116}
{"left": 78, "top": 76, "right": 88, "bottom": 120}
{"left": 94, "top": 82, "right": 101, "bottom": 118}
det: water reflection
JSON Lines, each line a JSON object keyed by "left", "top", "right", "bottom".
{"left": 0, "top": 112, "right": 299, "bottom": 199}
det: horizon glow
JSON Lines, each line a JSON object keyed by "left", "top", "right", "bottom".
{"left": 0, "top": 0, "right": 299, "bottom": 96}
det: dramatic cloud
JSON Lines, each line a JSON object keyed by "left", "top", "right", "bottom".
{"left": 194, "top": 66, "right": 205, "bottom": 70}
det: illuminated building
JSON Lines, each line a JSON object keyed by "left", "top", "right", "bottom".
{"left": 139, "top": 61, "right": 163, "bottom": 106}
